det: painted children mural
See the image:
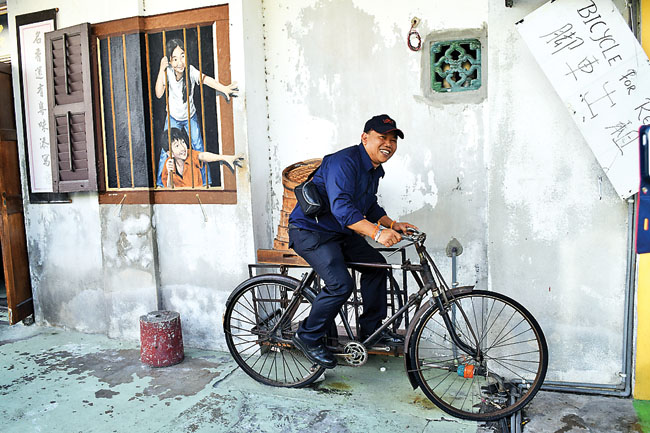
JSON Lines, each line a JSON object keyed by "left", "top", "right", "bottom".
{"left": 95, "top": 7, "right": 242, "bottom": 199}
{"left": 155, "top": 37, "right": 239, "bottom": 188}
{"left": 161, "top": 127, "right": 242, "bottom": 188}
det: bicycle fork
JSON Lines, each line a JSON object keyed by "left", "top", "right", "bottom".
{"left": 435, "top": 295, "right": 484, "bottom": 364}
{"left": 418, "top": 250, "right": 484, "bottom": 366}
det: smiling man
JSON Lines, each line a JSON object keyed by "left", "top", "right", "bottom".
{"left": 288, "top": 114, "right": 417, "bottom": 369}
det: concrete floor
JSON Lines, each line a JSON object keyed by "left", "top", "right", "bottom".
{"left": 0, "top": 322, "right": 646, "bottom": 433}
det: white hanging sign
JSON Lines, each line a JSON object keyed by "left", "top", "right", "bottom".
{"left": 517, "top": 0, "right": 650, "bottom": 199}
{"left": 19, "top": 19, "right": 55, "bottom": 193}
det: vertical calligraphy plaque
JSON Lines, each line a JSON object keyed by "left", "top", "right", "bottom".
{"left": 517, "top": 0, "right": 650, "bottom": 199}
{"left": 19, "top": 17, "right": 54, "bottom": 192}
{"left": 16, "top": 9, "right": 69, "bottom": 202}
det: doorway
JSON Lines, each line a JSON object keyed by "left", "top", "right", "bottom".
{"left": 0, "top": 247, "right": 6, "bottom": 323}
{"left": 0, "top": 62, "right": 33, "bottom": 325}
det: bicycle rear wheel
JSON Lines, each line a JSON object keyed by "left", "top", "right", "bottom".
{"left": 408, "top": 290, "right": 547, "bottom": 421}
{"left": 223, "top": 275, "right": 325, "bottom": 387}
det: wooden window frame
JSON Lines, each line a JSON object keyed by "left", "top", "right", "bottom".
{"left": 91, "top": 5, "right": 236, "bottom": 205}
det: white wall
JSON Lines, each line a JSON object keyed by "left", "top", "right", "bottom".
{"left": 7, "top": 0, "right": 633, "bottom": 385}
{"left": 261, "top": 0, "right": 490, "bottom": 293}
{"left": 259, "top": 0, "right": 631, "bottom": 385}
{"left": 8, "top": 0, "right": 258, "bottom": 350}
{"left": 488, "top": 0, "right": 630, "bottom": 384}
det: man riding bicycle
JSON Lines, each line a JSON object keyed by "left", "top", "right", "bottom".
{"left": 289, "top": 114, "right": 417, "bottom": 369}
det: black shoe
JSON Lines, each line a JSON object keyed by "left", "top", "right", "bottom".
{"left": 361, "top": 329, "right": 405, "bottom": 347}
{"left": 292, "top": 332, "right": 337, "bottom": 369}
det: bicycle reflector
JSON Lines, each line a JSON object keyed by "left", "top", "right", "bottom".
{"left": 457, "top": 364, "right": 475, "bottom": 378}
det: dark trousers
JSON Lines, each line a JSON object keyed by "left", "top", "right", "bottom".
{"left": 289, "top": 227, "right": 388, "bottom": 346}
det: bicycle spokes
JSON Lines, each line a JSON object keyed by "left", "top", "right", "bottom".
{"left": 410, "top": 290, "right": 547, "bottom": 421}
{"left": 224, "top": 276, "right": 325, "bottom": 387}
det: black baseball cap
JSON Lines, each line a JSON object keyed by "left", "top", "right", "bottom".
{"left": 363, "top": 114, "right": 404, "bottom": 139}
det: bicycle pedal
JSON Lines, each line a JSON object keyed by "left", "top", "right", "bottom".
{"left": 367, "top": 345, "right": 391, "bottom": 352}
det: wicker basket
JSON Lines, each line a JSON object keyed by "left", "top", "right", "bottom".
{"left": 281, "top": 158, "right": 322, "bottom": 191}
{"left": 274, "top": 158, "right": 322, "bottom": 250}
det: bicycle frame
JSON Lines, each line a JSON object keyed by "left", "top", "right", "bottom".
{"left": 225, "top": 229, "right": 548, "bottom": 420}
{"left": 266, "top": 231, "right": 481, "bottom": 365}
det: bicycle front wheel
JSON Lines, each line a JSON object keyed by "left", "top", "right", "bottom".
{"left": 408, "top": 290, "right": 548, "bottom": 421}
{"left": 223, "top": 275, "right": 325, "bottom": 387}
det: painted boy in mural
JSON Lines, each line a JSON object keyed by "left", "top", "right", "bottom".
{"left": 155, "top": 38, "right": 239, "bottom": 187}
{"left": 161, "top": 128, "right": 243, "bottom": 189}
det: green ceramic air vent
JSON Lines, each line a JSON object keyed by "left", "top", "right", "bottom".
{"left": 431, "top": 39, "right": 482, "bottom": 92}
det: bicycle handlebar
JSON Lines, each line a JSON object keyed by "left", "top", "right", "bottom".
{"left": 399, "top": 228, "right": 426, "bottom": 244}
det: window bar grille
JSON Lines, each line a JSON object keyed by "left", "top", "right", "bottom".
{"left": 213, "top": 23, "right": 224, "bottom": 188}
{"left": 145, "top": 34, "right": 156, "bottom": 188}
{"left": 197, "top": 25, "right": 208, "bottom": 188}
{"left": 163, "top": 31, "right": 173, "bottom": 189}
{"left": 182, "top": 28, "right": 196, "bottom": 188}
{"left": 107, "top": 37, "right": 121, "bottom": 188}
{"left": 97, "top": 37, "right": 111, "bottom": 191}
{"left": 122, "top": 34, "right": 135, "bottom": 188}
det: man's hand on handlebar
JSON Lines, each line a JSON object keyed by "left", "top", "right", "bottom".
{"left": 392, "top": 222, "right": 418, "bottom": 234}
{"left": 377, "top": 228, "right": 402, "bottom": 247}
{"left": 377, "top": 222, "right": 419, "bottom": 247}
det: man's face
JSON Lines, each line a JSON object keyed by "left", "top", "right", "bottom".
{"left": 362, "top": 130, "right": 398, "bottom": 167}
{"left": 170, "top": 138, "right": 188, "bottom": 160}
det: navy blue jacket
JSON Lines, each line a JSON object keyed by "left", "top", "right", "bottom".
{"left": 289, "top": 143, "right": 387, "bottom": 234}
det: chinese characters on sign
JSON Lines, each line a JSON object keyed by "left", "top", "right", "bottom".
{"left": 517, "top": 0, "right": 650, "bottom": 199}
{"left": 20, "top": 19, "right": 54, "bottom": 193}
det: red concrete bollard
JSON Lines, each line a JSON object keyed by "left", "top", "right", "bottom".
{"left": 140, "top": 310, "right": 184, "bottom": 367}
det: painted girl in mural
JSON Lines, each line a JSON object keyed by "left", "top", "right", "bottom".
{"left": 154, "top": 38, "right": 239, "bottom": 187}
{"left": 161, "top": 128, "right": 243, "bottom": 189}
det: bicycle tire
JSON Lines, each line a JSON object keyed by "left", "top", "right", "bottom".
{"left": 223, "top": 274, "right": 325, "bottom": 387}
{"left": 408, "top": 290, "right": 548, "bottom": 421}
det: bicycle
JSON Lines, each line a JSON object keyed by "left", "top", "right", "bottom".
{"left": 222, "top": 230, "right": 548, "bottom": 421}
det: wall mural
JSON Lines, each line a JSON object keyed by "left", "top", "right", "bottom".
{"left": 153, "top": 36, "right": 241, "bottom": 188}
{"left": 97, "top": 17, "right": 242, "bottom": 193}
{"left": 0, "top": 6, "right": 9, "bottom": 63}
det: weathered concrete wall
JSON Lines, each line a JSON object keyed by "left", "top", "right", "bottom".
{"left": 258, "top": 0, "right": 631, "bottom": 386}
{"left": 260, "top": 0, "right": 490, "bottom": 294}
{"left": 99, "top": 205, "right": 158, "bottom": 341}
{"left": 24, "top": 195, "right": 107, "bottom": 334}
{"left": 488, "top": 0, "right": 630, "bottom": 384}
{"left": 242, "top": 1, "right": 274, "bottom": 253}
{"left": 7, "top": 0, "right": 634, "bottom": 385}
{"left": 7, "top": 0, "right": 258, "bottom": 350}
